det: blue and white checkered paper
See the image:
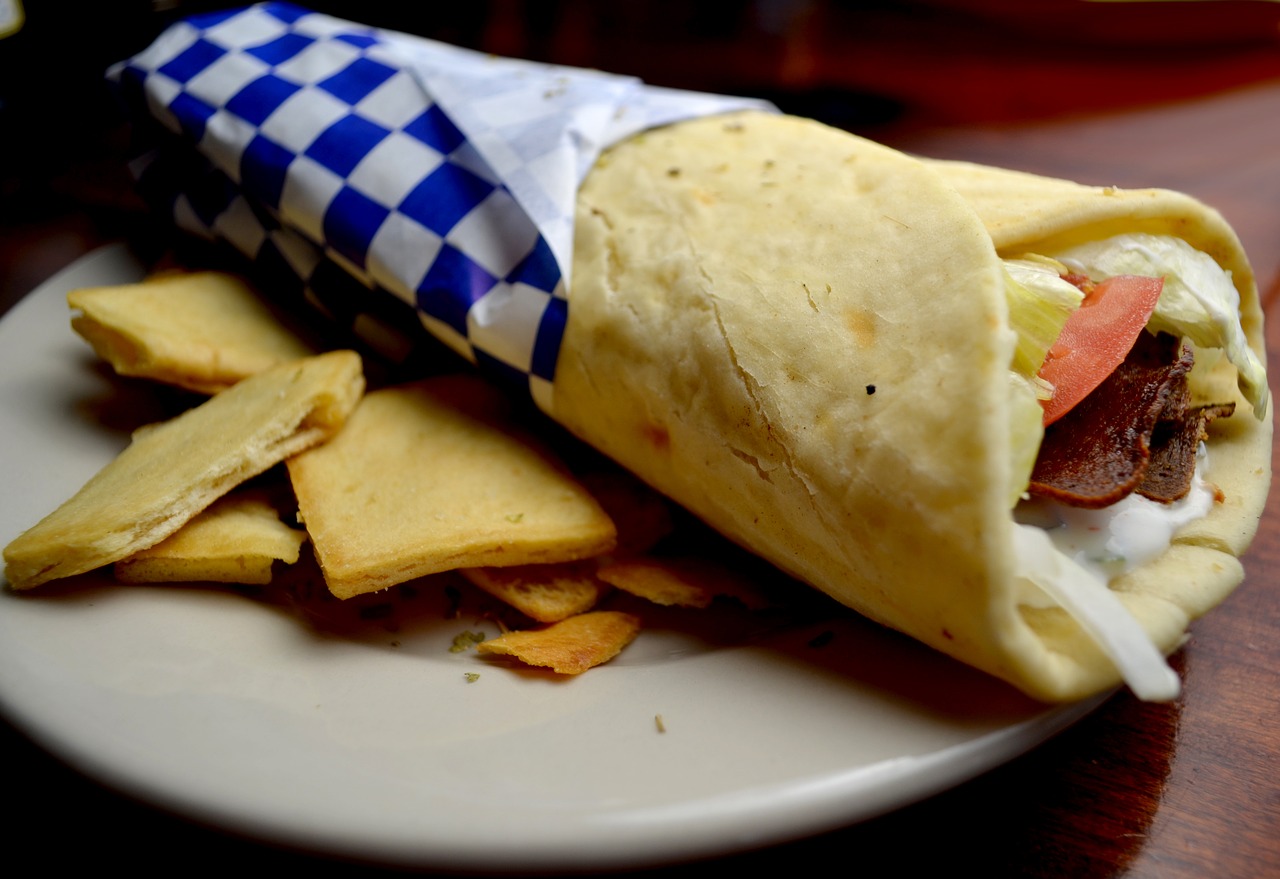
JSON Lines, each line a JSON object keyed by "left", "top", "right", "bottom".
{"left": 107, "top": 2, "right": 773, "bottom": 410}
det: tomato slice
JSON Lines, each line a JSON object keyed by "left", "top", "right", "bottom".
{"left": 1037, "top": 274, "right": 1165, "bottom": 426}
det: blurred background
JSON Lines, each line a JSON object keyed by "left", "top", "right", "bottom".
{"left": 3, "top": 0, "right": 1280, "bottom": 311}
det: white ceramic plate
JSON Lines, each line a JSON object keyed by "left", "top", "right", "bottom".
{"left": 0, "top": 245, "right": 1100, "bottom": 873}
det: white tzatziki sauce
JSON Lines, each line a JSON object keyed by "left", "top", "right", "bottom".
{"left": 1014, "top": 444, "right": 1216, "bottom": 587}
{"left": 1007, "top": 445, "right": 1214, "bottom": 701}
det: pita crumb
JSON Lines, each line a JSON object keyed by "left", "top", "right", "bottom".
{"left": 475, "top": 611, "right": 641, "bottom": 674}
{"left": 460, "top": 560, "right": 608, "bottom": 623}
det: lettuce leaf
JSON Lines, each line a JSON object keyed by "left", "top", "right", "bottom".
{"left": 1003, "top": 257, "right": 1084, "bottom": 380}
{"left": 1002, "top": 257, "right": 1081, "bottom": 505}
{"left": 1053, "top": 233, "right": 1268, "bottom": 418}
{"left": 1007, "top": 371, "right": 1046, "bottom": 508}
{"left": 1013, "top": 524, "right": 1181, "bottom": 702}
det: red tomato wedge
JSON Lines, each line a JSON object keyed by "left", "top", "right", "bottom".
{"left": 1037, "top": 274, "right": 1165, "bottom": 426}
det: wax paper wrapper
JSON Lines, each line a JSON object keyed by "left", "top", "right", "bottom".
{"left": 106, "top": 1, "right": 773, "bottom": 410}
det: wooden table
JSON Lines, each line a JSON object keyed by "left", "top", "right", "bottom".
{"left": 2, "top": 12, "right": 1277, "bottom": 879}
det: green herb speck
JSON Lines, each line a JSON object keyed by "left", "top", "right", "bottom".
{"left": 449, "top": 630, "right": 487, "bottom": 653}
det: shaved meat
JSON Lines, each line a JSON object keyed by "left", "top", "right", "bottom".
{"left": 1138, "top": 402, "right": 1235, "bottom": 502}
{"left": 1028, "top": 332, "right": 1194, "bottom": 508}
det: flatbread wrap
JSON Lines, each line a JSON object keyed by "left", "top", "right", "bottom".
{"left": 94, "top": 4, "right": 1268, "bottom": 701}
{"left": 550, "top": 110, "right": 1271, "bottom": 703}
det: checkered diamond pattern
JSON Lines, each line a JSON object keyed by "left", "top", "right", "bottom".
{"left": 108, "top": 1, "right": 772, "bottom": 410}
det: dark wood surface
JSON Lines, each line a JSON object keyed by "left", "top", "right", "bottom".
{"left": 2, "top": 3, "right": 1277, "bottom": 876}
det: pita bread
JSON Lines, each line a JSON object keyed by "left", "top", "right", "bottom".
{"left": 475, "top": 610, "right": 641, "bottom": 674}
{"left": 550, "top": 111, "right": 1269, "bottom": 701}
{"left": 114, "top": 488, "right": 307, "bottom": 585}
{"left": 68, "top": 270, "right": 317, "bottom": 393}
{"left": 460, "top": 562, "right": 608, "bottom": 623}
{"left": 596, "top": 555, "right": 774, "bottom": 610}
{"left": 3, "top": 350, "right": 364, "bottom": 590}
{"left": 287, "top": 374, "right": 616, "bottom": 599}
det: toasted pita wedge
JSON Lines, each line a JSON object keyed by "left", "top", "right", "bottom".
{"left": 460, "top": 561, "right": 607, "bottom": 623}
{"left": 115, "top": 488, "right": 307, "bottom": 585}
{"left": 596, "top": 555, "right": 774, "bottom": 610}
{"left": 68, "top": 270, "right": 317, "bottom": 393}
{"left": 287, "top": 374, "right": 616, "bottom": 599}
{"left": 475, "top": 611, "right": 641, "bottom": 674}
{"left": 3, "top": 350, "right": 364, "bottom": 590}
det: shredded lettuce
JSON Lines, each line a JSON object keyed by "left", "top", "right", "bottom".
{"left": 1013, "top": 524, "right": 1181, "bottom": 702}
{"left": 1052, "top": 233, "right": 1269, "bottom": 418}
{"left": 1003, "top": 257, "right": 1084, "bottom": 379}
{"left": 1002, "top": 258, "right": 1082, "bottom": 505}
{"left": 1007, "top": 372, "right": 1046, "bottom": 508}
{"left": 999, "top": 234, "right": 1268, "bottom": 503}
